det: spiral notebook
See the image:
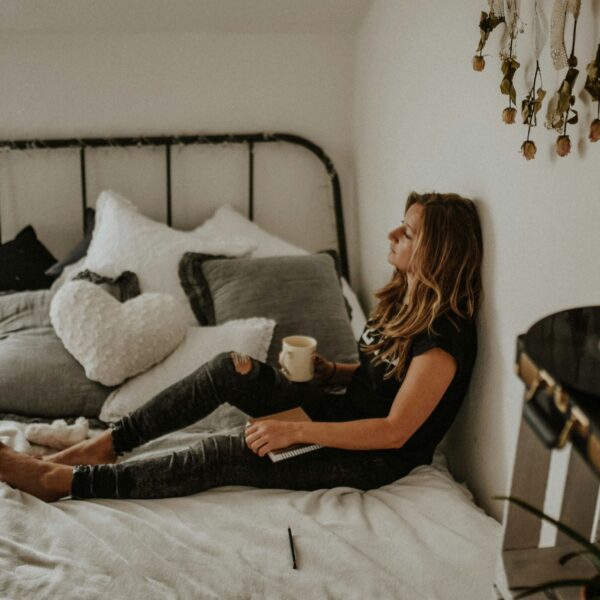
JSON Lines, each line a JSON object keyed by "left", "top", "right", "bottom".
{"left": 247, "top": 407, "right": 323, "bottom": 463}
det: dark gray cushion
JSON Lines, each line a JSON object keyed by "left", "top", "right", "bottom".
{"left": 0, "top": 225, "right": 57, "bottom": 292}
{"left": 179, "top": 253, "right": 358, "bottom": 366}
{"left": 0, "top": 291, "right": 113, "bottom": 417}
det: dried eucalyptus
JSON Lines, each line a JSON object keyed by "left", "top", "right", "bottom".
{"left": 473, "top": 9, "right": 505, "bottom": 71}
{"left": 584, "top": 44, "right": 600, "bottom": 142}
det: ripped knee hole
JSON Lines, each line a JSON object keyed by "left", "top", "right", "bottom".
{"left": 230, "top": 352, "right": 253, "bottom": 375}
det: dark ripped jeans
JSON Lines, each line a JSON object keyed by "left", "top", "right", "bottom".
{"left": 71, "top": 352, "right": 420, "bottom": 500}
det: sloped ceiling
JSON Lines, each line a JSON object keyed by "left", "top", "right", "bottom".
{"left": 0, "top": 0, "right": 374, "bottom": 34}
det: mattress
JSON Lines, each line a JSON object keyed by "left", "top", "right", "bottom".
{"left": 0, "top": 409, "right": 500, "bottom": 600}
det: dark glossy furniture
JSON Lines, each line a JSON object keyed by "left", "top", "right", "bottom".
{"left": 497, "top": 306, "right": 600, "bottom": 600}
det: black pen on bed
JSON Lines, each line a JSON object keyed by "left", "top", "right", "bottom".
{"left": 287, "top": 526, "right": 297, "bottom": 570}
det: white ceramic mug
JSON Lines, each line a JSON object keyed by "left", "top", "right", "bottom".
{"left": 279, "top": 335, "right": 317, "bottom": 382}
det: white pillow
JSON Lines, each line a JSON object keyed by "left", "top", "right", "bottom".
{"left": 82, "top": 191, "right": 257, "bottom": 324}
{"left": 197, "top": 204, "right": 367, "bottom": 338}
{"left": 50, "top": 281, "right": 187, "bottom": 386}
{"left": 99, "top": 317, "right": 276, "bottom": 422}
{"left": 196, "top": 204, "right": 307, "bottom": 258}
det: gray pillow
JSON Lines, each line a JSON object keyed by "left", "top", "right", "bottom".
{"left": 179, "top": 253, "right": 358, "bottom": 366}
{"left": 0, "top": 290, "right": 113, "bottom": 417}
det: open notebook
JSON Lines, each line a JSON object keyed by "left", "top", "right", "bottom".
{"left": 247, "top": 407, "right": 322, "bottom": 463}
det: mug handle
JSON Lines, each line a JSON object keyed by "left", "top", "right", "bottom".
{"left": 278, "top": 350, "right": 292, "bottom": 378}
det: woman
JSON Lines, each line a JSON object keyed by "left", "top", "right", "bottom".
{"left": 0, "top": 192, "right": 483, "bottom": 502}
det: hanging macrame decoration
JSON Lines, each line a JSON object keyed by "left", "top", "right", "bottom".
{"left": 545, "top": 0, "right": 581, "bottom": 156}
{"left": 500, "top": 0, "right": 521, "bottom": 124}
{"left": 473, "top": 0, "right": 505, "bottom": 71}
{"left": 521, "top": 0, "right": 548, "bottom": 159}
{"left": 584, "top": 44, "right": 600, "bottom": 142}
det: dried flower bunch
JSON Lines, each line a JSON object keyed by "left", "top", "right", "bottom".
{"left": 585, "top": 44, "right": 600, "bottom": 142}
{"left": 473, "top": 0, "right": 599, "bottom": 161}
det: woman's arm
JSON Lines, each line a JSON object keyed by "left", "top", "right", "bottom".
{"left": 246, "top": 347, "right": 457, "bottom": 455}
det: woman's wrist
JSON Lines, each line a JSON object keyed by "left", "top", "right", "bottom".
{"left": 322, "top": 361, "right": 337, "bottom": 383}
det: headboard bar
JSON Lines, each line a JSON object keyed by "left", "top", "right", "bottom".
{"left": 0, "top": 132, "right": 348, "bottom": 281}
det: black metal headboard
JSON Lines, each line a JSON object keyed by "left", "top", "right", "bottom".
{"left": 0, "top": 132, "right": 349, "bottom": 280}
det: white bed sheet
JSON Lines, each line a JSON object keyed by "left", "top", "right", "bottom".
{"left": 0, "top": 411, "right": 500, "bottom": 600}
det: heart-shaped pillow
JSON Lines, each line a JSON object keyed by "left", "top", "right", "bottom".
{"left": 50, "top": 281, "right": 187, "bottom": 386}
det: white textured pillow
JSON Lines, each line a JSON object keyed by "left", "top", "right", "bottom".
{"left": 50, "top": 281, "right": 187, "bottom": 386}
{"left": 99, "top": 317, "right": 275, "bottom": 422}
{"left": 196, "top": 204, "right": 366, "bottom": 338}
{"left": 82, "top": 191, "right": 257, "bottom": 324}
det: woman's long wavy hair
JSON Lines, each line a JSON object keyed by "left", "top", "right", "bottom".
{"left": 363, "top": 192, "right": 483, "bottom": 381}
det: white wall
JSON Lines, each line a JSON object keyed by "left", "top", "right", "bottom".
{"left": 0, "top": 31, "right": 358, "bottom": 274}
{"left": 354, "top": 0, "right": 600, "bottom": 521}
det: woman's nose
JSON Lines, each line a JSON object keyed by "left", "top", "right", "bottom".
{"left": 388, "top": 226, "right": 402, "bottom": 241}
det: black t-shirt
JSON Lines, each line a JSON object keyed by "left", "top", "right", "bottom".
{"left": 347, "top": 312, "right": 477, "bottom": 461}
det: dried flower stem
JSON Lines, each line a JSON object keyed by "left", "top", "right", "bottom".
{"left": 526, "top": 62, "right": 542, "bottom": 142}
{"left": 508, "top": 36, "right": 515, "bottom": 109}
{"left": 564, "top": 15, "right": 579, "bottom": 135}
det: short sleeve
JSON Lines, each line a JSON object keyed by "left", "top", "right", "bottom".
{"left": 411, "top": 316, "right": 464, "bottom": 375}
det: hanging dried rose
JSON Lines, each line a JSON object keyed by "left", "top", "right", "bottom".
{"left": 472, "top": 56, "right": 486, "bottom": 71}
{"left": 547, "top": 7, "right": 580, "bottom": 148}
{"left": 474, "top": 10, "right": 505, "bottom": 70}
{"left": 521, "top": 140, "right": 537, "bottom": 160}
{"left": 589, "top": 119, "right": 600, "bottom": 142}
{"left": 502, "top": 107, "right": 517, "bottom": 124}
{"left": 555, "top": 134, "right": 571, "bottom": 157}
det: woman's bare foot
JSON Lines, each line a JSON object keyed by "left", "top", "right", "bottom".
{"left": 0, "top": 442, "right": 72, "bottom": 502}
{"left": 42, "top": 430, "right": 118, "bottom": 466}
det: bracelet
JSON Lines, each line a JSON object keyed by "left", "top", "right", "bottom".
{"left": 323, "top": 361, "right": 337, "bottom": 383}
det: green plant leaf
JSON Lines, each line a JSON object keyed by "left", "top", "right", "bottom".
{"left": 511, "top": 578, "right": 597, "bottom": 599}
{"left": 494, "top": 496, "right": 600, "bottom": 571}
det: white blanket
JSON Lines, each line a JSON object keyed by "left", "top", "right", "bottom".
{"left": 0, "top": 414, "right": 500, "bottom": 600}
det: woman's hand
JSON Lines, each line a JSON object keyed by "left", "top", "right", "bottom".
{"left": 245, "top": 420, "right": 299, "bottom": 457}
{"left": 312, "top": 354, "right": 335, "bottom": 383}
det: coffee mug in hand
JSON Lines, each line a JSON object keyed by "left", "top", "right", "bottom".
{"left": 279, "top": 335, "right": 317, "bottom": 382}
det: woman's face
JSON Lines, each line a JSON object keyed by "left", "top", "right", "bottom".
{"left": 387, "top": 203, "right": 423, "bottom": 272}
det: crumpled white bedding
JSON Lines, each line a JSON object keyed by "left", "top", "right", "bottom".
{"left": 0, "top": 408, "right": 500, "bottom": 600}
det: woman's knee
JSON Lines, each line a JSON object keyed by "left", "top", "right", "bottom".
{"left": 206, "top": 351, "right": 252, "bottom": 375}
{"left": 206, "top": 351, "right": 276, "bottom": 385}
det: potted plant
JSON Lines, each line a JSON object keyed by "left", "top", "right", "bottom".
{"left": 496, "top": 496, "right": 600, "bottom": 599}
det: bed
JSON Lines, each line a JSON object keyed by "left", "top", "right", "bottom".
{"left": 0, "top": 132, "right": 500, "bottom": 599}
